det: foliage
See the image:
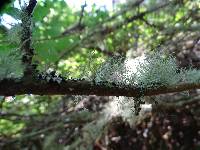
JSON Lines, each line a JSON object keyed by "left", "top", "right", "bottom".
{"left": 0, "top": 0, "right": 200, "bottom": 149}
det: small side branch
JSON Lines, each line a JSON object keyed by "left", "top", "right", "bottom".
{"left": 62, "top": 2, "right": 86, "bottom": 35}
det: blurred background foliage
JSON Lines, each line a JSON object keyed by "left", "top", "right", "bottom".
{"left": 0, "top": 0, "right": 200, "bottom": 149}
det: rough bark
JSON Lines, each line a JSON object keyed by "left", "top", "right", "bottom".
{"left": 1, "top": 78, "right": 200, "bottom": 97}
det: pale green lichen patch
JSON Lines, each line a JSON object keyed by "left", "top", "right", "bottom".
{"left": 7, "top": 24, "right": 22, "bottom": 44}
{"left": 94, "top": 55, "right": 126, "bottom": 86}
{"left": 0, "top": 49, "right": 24, "bottom": 80}
{"left": 94, "top": 51, "right": 200, "bottom": 88}
{"left": 134, "top": 52, "right": 181, "bottom": 88}
{"left": 181, "top": 68, "right": 200, "bottom": 84}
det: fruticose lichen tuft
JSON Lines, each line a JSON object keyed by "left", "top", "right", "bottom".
{"left": 7, "top": 24, "right": 22, "bottom": 44}
{"left": 94, "top": 52, "right": 181, "bottom": 88}
{"left": 0, "top": 49, "right": 24, "bottom": 80}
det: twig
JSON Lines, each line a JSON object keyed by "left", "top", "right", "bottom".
{"left": 61, "top": 1, "right": 86, "bottom": 36}
{"left": 78, "top": 1, "right": 87, "bottom": 26}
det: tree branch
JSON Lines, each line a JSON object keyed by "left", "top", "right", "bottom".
{"left": 0, "top": 78, "right": 200, "bottom": 97}
{"left": 61, "top": 1, "right": 86, "bottom": 36}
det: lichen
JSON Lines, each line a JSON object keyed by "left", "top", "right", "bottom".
{"left": 94, "top": 55, "right": 126, "bottom": 86}
{"left": 7, "top": 24, "right": 22, "bottom": 44}
{"left": 134, "top": 52, "right": 181, "bottom": 88}
{"left": 93, "top": 51, "right": 200, "bottom": 117}
{"left": 94, "top": 52, "right": 181, "bottom": 88}
{"left": 103, "top": 96, "right": 136, "bottom": 119}
{"left": 181, "top": 68, "right": 200, "bottom": 84}
{"left": 0, "top": 49, "right": 24, "bottom": 80}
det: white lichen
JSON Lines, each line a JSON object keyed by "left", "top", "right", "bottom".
{"left": 134, "top": 52, "right": 181, "bottom": 88}
{"left": 94, "top": 55, "right": 126, "bottom": 86}
{"left": 103, "top": 96, "right": 135, "bottom": 119}
{"left": 94, "top": 52, "right": 181, "bottom": 88}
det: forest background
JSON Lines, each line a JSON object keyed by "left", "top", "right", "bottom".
{"left": 0, "top": 0, "right": 200, "bottom": 149}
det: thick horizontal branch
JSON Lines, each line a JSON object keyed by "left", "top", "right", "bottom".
{"left": 0, "top": 78, "right": 200, "bottom": 97}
